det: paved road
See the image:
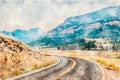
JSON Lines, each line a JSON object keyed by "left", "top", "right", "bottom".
{"left": 8, "top": 56, "right": 104, "bottom": 80}
{"left": 59, "top": 58, "right": 103, "bottom": 80}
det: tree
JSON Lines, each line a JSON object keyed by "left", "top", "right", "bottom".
{"left": 84, "top": 41, "right": 97, "bottom": 50}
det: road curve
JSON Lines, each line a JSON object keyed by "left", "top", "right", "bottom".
{"left": 58, "top": 58, "right": 103, "bottom": 80}
{"left": 6, "top": 56, "right": 104, "bottom": 80}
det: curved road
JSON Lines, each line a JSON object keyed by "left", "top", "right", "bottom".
{"left": 7, "top": 56, "right": 104, "bottom": 80}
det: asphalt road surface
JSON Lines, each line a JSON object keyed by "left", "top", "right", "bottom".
{"left": 8, "top": 56, "right": 104, "bottom": 80}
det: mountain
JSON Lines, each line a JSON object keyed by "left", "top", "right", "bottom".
{"left": 29, "top": 6, "right": 120, "bottom": 47}
{"left": 47, "top": 6, "right": 120, "bottom": 38}
{"left": 1, "top": 28, "right": 44, "bottom": 43}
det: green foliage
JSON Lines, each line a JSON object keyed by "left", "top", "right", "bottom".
{"left": 34, "top": 37, "right": 97, "bottom": 50}
{"left": 84, "top": 41, "right": 97, "bottom": 50}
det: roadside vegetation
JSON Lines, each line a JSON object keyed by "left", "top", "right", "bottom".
{"left": 0, "top": 34, "right": 57, "bottom": 79}
{"left": 41, "top": 49, "right": 120, "bottom": 71}
{"left": 0, "top": 52, "right": 57, "bottom": 79}
{"left": 105, "top": 53, "right": 120, "bottom": 59}
{"left": 74, "top": 51, "right": 120, "bottom": 71}
{"left": 90, "top": 57, "right": 120, "bottom": 71}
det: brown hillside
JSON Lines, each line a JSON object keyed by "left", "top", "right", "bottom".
{"left": 0, "top": 34, "right": 56, "bottom": 79}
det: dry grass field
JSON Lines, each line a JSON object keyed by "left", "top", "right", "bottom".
{"left": 40, "top": 49, "right": 120, "bottom": 79}
{"left": 0, "top": 34, "right": 57, "bottom": 79}
{"left": 0, "top": 52, "right": 56, "bottom": 79}
{"left": 41, "top": 49, "right": 120, "bottom": 71}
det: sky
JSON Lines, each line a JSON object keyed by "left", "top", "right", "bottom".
{"left": 0, "top": 0, "right": 120, "bottom": 32}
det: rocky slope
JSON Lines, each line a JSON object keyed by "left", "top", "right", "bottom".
{"left": 0, "top": 34, "right": 56, "bottom": 79}
{"left": 47, "top": 6, "right": 120, "bottom": 37}
{"left": 29, "top": 6, "right": 120, "bottom": 47}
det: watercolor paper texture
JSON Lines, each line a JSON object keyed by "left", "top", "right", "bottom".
{"left": 0, "top": 0, "right": 120, "bottom": 80}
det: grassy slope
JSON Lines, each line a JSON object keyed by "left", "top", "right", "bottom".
{"left": 0, "top": 34, "right": 56, "bottom": 79}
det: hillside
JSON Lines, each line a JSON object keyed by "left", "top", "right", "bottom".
{"left": 29, "top": 6, "right": 120, "bottom": 47}
{"left": 47, "top": 6, "right": 120, "bottom": 36}
{"left": 0, "top": 34, "right": 56, "bottom": 79}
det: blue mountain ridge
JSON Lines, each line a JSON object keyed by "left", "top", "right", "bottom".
{"left": 47, "top": 6, "right": 120, "bottom": 36}
{"left": 29, "top": 6, "right": 120, "bottom": 46}
{"left": 1, "top": 28, "right": 44, "bottom": 43}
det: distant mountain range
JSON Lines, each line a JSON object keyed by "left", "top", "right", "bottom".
{"left": 29, "top": 6, "right": 120, "bottom": 46}
{"left": 1, "top": 28, "right": 44, "bottom": 43}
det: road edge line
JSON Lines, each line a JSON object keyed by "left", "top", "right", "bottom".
{"left": 6, "top": 56, "right": 61, "bottom": 80}
{"left": 82, "top": 59, "right": 105, "bottom": 80}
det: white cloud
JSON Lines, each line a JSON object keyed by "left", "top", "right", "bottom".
{"left": 0, "top": 0, "right": 120, "bottom": 32}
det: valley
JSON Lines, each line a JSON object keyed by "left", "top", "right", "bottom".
{"left": 0, "top": 6, "right": 120, "bottom": 80}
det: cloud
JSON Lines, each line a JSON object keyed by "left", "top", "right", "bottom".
{"left": 0, "top": 0, "right": 120, "bottom": 32}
